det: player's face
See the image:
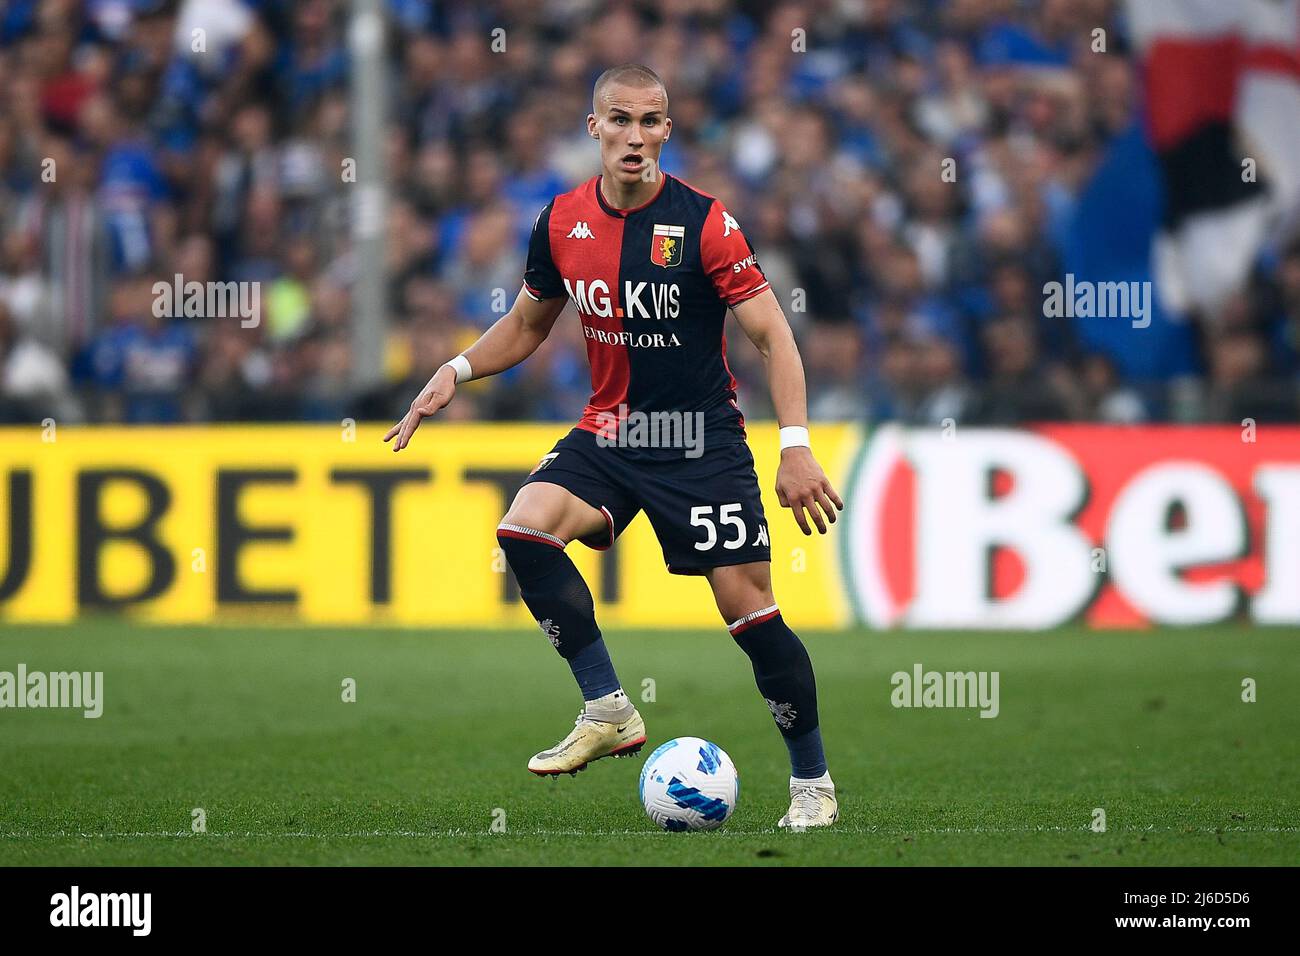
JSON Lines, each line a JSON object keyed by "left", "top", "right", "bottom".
{"left": 588, "top": 83, "right": 671, "bottom": 185}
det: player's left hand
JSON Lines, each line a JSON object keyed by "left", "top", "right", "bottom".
{"left": 775, "top": 447, "right": 844, "bottom": 535}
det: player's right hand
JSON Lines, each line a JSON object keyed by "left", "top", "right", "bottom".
{"left": 775, "top": 447, "right": 844, "bottom": 535}
{"left": 384, "top": 366, "right": 457, "bottom": 452}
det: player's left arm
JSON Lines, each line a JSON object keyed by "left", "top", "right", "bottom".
{"left": 731, "top": 288, "right": 844, "bottom": 535}
{"left": 702, "top": 200, "right": 843, "bottom": 535}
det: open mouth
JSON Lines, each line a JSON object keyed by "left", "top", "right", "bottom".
{"left": 620, "top": 153, "right": 644, "bottom": 171}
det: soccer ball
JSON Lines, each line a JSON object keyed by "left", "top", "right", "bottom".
{"left": 639, "top": 736, "right": 739, "bottom": 831}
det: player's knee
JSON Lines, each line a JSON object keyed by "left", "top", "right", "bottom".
{"left": 708, "top": 564, "right": 775, "bottom": 626}
{"left": 715, "top": 584, "right": 776, "bottom": 629}
{"left": 500, "top": 500, "right": 554, "bottom": 533}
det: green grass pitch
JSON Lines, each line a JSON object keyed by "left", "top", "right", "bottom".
{"left": 1, "top": 621, "right": 1296, "bottom": 866}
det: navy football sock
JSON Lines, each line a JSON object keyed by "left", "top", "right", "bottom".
{"left": 497, "top": 527, "right": 621, "bottom": 700}
{"left": 785, "top": 727, "right": 828, "bottom": 779}
{"left": 729, "top": 609, "right": 828, "bottom": 778}
{"left": 566, "top": 638, "right": 622, "bottom": 700}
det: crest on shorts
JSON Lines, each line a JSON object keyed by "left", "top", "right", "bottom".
{"left": 651, "top": 224, "right": 684, "bottom": 268}
{"left": 530, "top": 452, "right": 558, "bottom": 475}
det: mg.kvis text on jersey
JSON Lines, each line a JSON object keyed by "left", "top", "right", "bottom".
{"left": 563, "top": 278, "right": 681, "bottom": 321}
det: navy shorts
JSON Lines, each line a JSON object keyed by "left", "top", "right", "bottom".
{"left": 520, "top": 427, "right": 772, "bottom": 574}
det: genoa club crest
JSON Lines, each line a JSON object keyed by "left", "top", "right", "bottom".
{"left": 651, "top": 224, "right": 684, "bottom": 267}
{"left": 530, "top": 452, "right": 558, "bottom": 475}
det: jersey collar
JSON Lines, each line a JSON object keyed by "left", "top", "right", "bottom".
{"left": 595, "top": 172, "right": 669, "bottom": 219}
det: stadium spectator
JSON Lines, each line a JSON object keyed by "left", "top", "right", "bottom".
{"left": 1078, "top": 352, "right": 1147, "bottom": 424}
{"left": 969, "top": 314, "right": 1074, "bottom": 423}
{"left": 0, "top": 298, "right": 82, "bottom": 423}
{"left": 0, "top": 0, "right": 1293, "bottom": 428}
{"left": 76, "top": 274, "right": 197, "bottom": 422}
{"left": 1204, "top": 329, "right": 1299, "bottom": 425}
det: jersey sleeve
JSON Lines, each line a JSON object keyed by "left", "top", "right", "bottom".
{"left": 700, "top": 199, "right": 770, "bottom": 307}
{"left": 522, "top": 200, "right": 565, "bottom": 301}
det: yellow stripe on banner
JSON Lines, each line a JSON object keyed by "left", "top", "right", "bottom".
{"left": 0, "top": 424, "right": 855, "bottom": 628}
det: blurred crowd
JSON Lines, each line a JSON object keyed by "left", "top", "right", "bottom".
{"left": 2, "top": 0, "right": 1298, "bottom": 428}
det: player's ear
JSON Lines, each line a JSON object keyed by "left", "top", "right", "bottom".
{"left": 663, "top": 116, "right": 672, "bottom": 142}
{"left": 587, "top": 113, "right": 599, "bottom": 139}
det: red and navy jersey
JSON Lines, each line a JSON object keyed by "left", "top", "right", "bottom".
{"left": 522, "top": 173, "right": 770, "bottom": 446}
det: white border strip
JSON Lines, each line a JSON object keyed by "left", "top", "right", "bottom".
{"left": 727, "top": 603, "right": 779, "bottom": 633}
{"left": 497, "top": 523, "right": 565, "bottom": 549}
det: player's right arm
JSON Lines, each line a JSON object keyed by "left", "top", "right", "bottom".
{"left": 384, "top": 290, "right": 566, "bottom": 452}
{"left": 386, "top": 199, "right": 568, "bottom": 452}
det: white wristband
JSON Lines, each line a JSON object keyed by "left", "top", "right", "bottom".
{"left": 779, "top": 425, "right": 810, "bottom": 450}
{"left": 443, "top": 354, "right": 473, "bottom": 384}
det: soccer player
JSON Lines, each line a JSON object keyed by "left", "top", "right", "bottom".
{"left": 386, "top": 64, "right": 843, "bottom": 828}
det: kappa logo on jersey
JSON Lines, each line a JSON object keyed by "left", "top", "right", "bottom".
{"left": 651, "top": 224, "right": 684, "bottom": 268}
{"left": 721, "top": 210, "right": 741, "bottom": 237}
{"left": 566, "top": 221, "right": 596, "bottom": 239}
